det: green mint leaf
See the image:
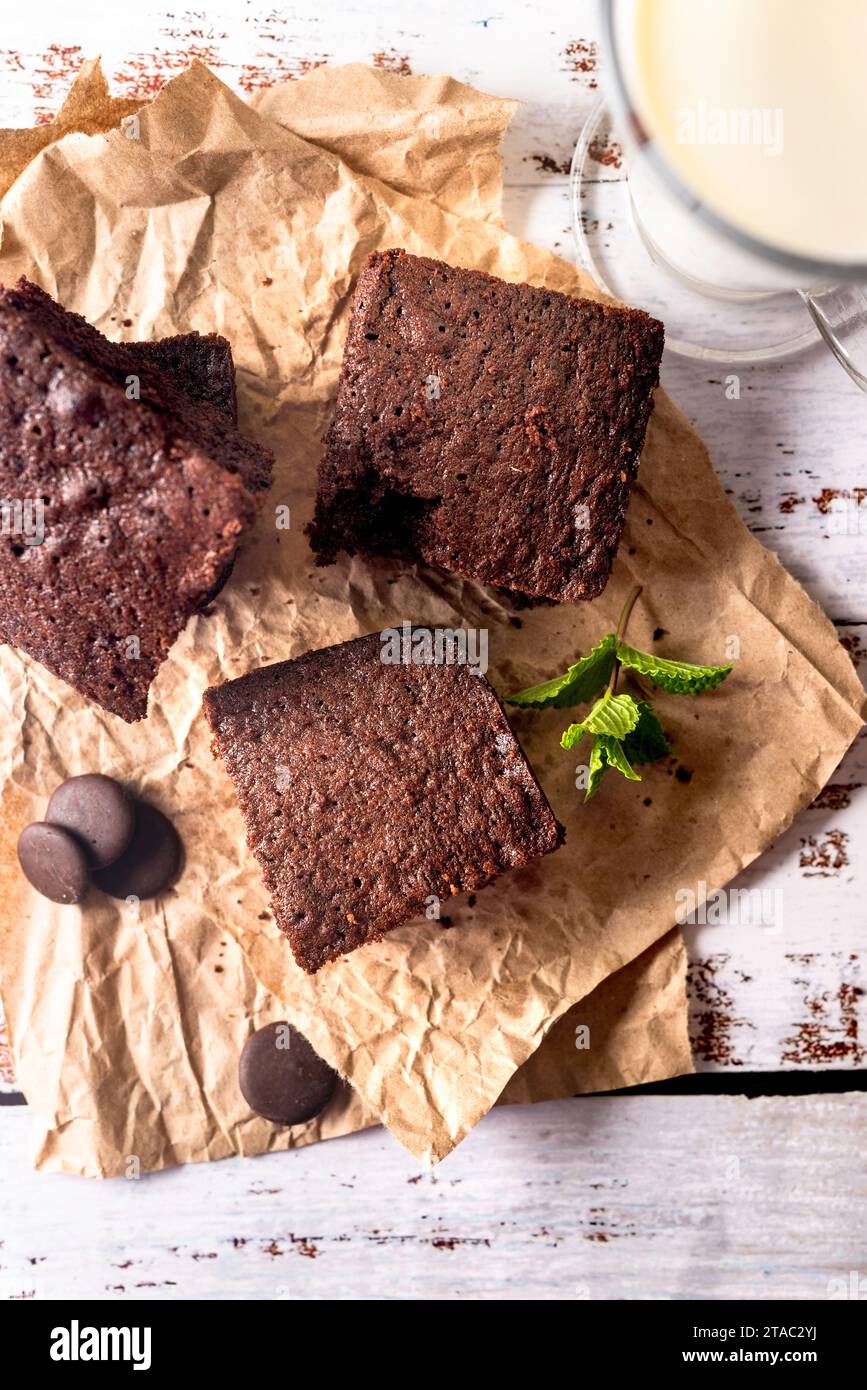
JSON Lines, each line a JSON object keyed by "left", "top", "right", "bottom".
{"left": 583, "top": 734, "right": 641, "bottom": 801}
{"left": 600, "top": 734, "right": 642, "bottom": 781}
{"left": 622, "top": 701, "right": 672, "bottom": 764}
{"left": 560, "top": 690, "right": 641, "bottom": 750}
{"left": 585, "top": 737, "right": 609, "bottom": 800}
{"left": 615, "top": 641, "right": 732, "bottom": 695}
{"left": 506, "top": 633, "right": 616, "bottom": 710}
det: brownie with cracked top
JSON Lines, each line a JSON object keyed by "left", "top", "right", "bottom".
{"left": 309, "top": 248, "right": 664, "bottom": 602}
{"left": 203, "top": 630, "right": 564, "bottom": 973}
{"left": 0, "top": 279, "right": 272, "bottom": 721}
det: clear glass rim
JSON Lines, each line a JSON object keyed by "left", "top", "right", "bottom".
{"left": 599, "top": 0, "right": 867, "bottom": 287}
{"left": 569, "top": 101, "right": 821, "bottom": 364}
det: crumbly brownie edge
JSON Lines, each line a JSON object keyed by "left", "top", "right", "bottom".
{"left": 130, "top": 332, "right": 239, "bottom": 424}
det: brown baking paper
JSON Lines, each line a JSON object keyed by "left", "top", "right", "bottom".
{"left": 0, "top": 58, "right": 141, "bottom": 202}
{"left": 0, "top": 900, "right": 689, "bottom": 1176}
{"left": 0, "top": 62, "right": 862, "bottom": 1172}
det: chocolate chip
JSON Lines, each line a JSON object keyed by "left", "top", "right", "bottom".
{"left": 17, "top": 822, "right": 89, "bottom": 904}
{"left": 46, "top": 773, "right": 135, "bottom": 869}
{"left": 92, "top": 801, "right": 181, "bottom": 900}
{"left": 239, "top": 1022, "right": 338, "bottom": 1126}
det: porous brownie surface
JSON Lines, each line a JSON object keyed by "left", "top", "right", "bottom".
{"left": 0, "top": 279, "right": 273, "bottom": 721}
{"left": 131, "top": 332, "right": 238, "bottom": 423}
{"left": 7, "top": 281, "right": 272, "bottom": 493}
{"left": 309, "top": 248, "right": 664, "bottom": 602}
{"left": 203, "top": 631, "right": 564, "bottom": 973}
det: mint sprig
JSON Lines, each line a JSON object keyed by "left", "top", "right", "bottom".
{"left": 505, "top": 586, "right": 731, "bottom": 803}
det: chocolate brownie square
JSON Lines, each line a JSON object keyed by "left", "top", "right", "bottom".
{"left": 309, "top": 249, "right": 664, "bottom": 602}
{"left": 0, "top": 279, "right": 273, "bottom": 721}
{"left": 203, "top": 631, "right": 564, "bottom": 973}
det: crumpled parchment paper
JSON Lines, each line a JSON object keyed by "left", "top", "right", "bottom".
{"left": 0, "top": 60, "right": 861, "bottom": 1172}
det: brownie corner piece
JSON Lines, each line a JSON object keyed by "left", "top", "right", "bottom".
{"left": 309, "top": 247, "right": 664, "bottom": 602}
{"left": 0, "top": 279, "right": 273, "bottom": 721}
{"left": 203, "top": 630, "right": 563, "bottom": 973}
{"left": 130, "top": 331, "right": 239, "bottom": 424}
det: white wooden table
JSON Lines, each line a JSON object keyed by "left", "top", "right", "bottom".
{"left": 1, "top": 0, "right": 865, "bottom": 1301}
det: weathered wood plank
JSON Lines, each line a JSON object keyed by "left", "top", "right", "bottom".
{"left": 1, "top": 1095, "right": 864, "bottom": 1300}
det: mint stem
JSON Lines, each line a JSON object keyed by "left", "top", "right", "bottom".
{"left": 607, "top": 584, "right": 643, "bottom": 695}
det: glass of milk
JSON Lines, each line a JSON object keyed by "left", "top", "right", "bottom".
{"left": 584, "top": 0, "right": 867, "bottom": 388}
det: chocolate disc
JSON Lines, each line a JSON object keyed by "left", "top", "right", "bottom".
{"left": 18, "top": 822, "right": 89, "bottom": 905}
{"left": 93, "top": 802, "right": 182, "bottom": 900}
{"left": 239, "top": 1022, "right": 338, "bottom": 1126}
{"left": 46, "top": 773, "right": 135, "bottom": 869}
